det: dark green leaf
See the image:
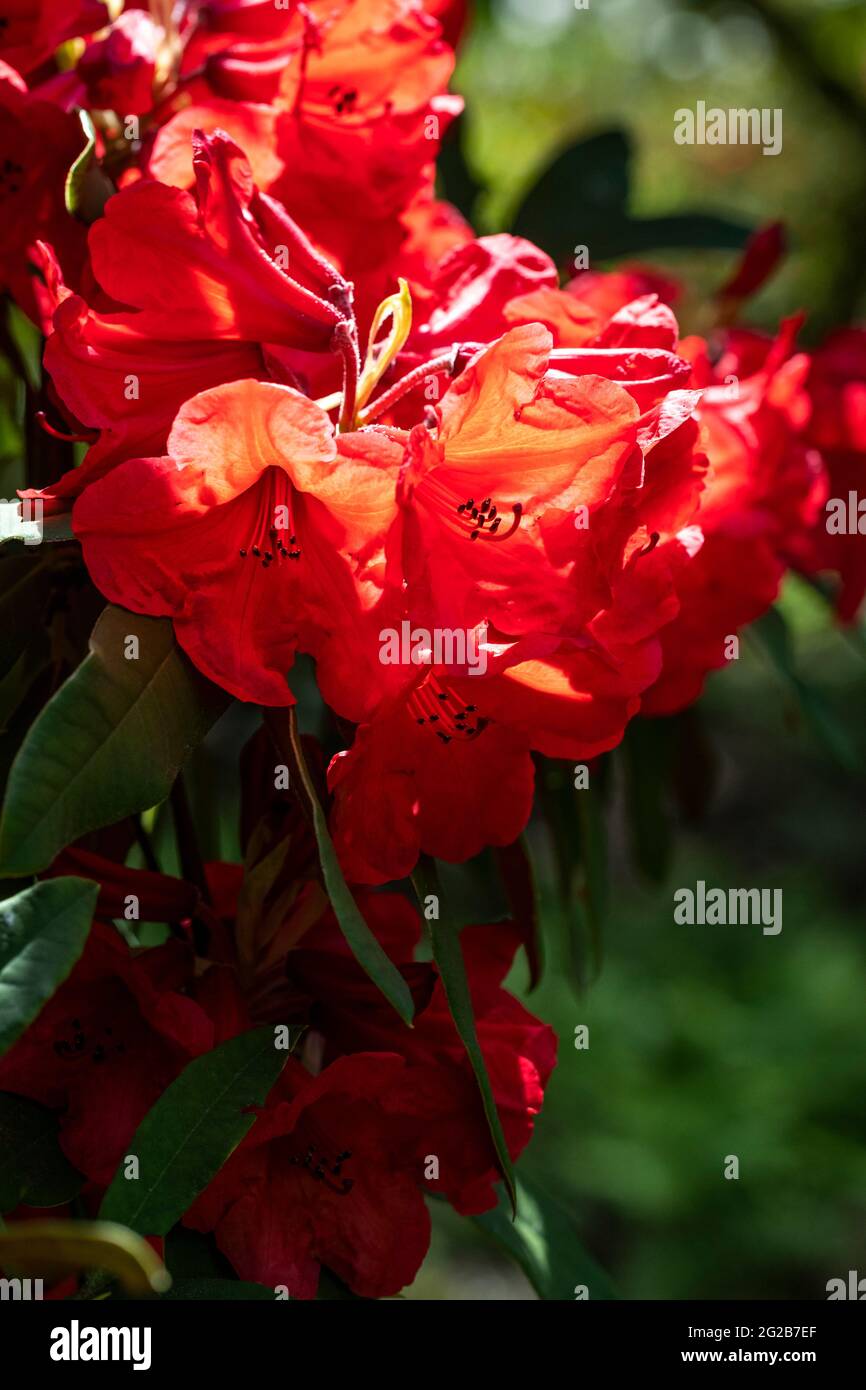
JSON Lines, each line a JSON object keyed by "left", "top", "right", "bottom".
{"left": 0, "top": 877, "right": 96, "bottom": 1056}
{"left": 65, "top": 109, "right": 114, "bottom": 222}
{"left": 162, "top": 1278, "right": 279, "bottom": 1301}
{"left": 0, "top": 555, "right": 55, "bottom": 680}
{"left": 0, "top": 606, "right": 230, "bottom": 877}
{"left": 493, "top": 839, "right": 543, "bottom": 989}
{"left": 571, "top": 781, "right": 609, "bottom": 983}
{"left": 436, "top": 112, "right": 485, "bottom": 221}
{"left": 0, "top": 631, "right": 51, "bottom": 732}
{"left": 0, "top": 1093, "right": 84, "bottom": 1211}
{"left": 512, "top": 128, "right": 749, "bottom": 266}
{"left": 265, "top": 709, "right": 415, "bottom": 1027}
{"left": 413, "top": 857, "right": 517, "bottom": 1214}
{"left": 99, "top": 1027, "right": 298, "bottom": 1236}
{"left": 622, "top": 718, "right": 673, "bottom": 883}
{"left": 317, "top": 1268, "right": 368, "bottom": 1299}
{"left": 473, "top": 1173, "right": 617, "bottom": 1300}
{"left": 750, "top": 608, "right": 861, "bottom": 773}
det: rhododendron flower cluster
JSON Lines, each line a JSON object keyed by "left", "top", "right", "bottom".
{"left": 0, "top": 0, "right": 863, "bottom": 1304}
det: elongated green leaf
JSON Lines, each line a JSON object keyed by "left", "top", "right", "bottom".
{"left": 0, "top": 555, "right": 55, "bottom": 679}
{"left": 750, "top": 608, "right": 861, "bottom": 773}
{"left": 622, "top": 717, "right": 673, "bottom": 884}
{"left": 65, "top": 109, "right": 114, "bottom": 222}
{"left": 512, "top": 128, "right": 749, "bottom": 265}
{"left": 437, "top": 111, "right": 484, "bottom": 222}
{"left": 0, "top": 877, "right": 97, "bottom": 1056}
{"left": 100, "top": 1027, "right": 298, "bottom": 1236}
{"left": 493, "top": 840, "right": 543, "bottom": 989}
{"left": 473, "top": 1173, "right": 617, "bottom": 1300}
{"left": 575, "top": 784, "right": 608, "bottom": 954}
{"left": 414, "top": 857, "right": 517, "bottom": 1214}
{"left": 0, "top": 1093, "right": 84, "bottom": 1211}
{"left": 0, "top": 606, "right": 229, "bottom": 876}
{"left": 265, "top": 709, "right": 415, "bottom": 1026}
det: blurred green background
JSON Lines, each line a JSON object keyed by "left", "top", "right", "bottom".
{"left": 450, "top": 0, "right": 866, "bottom": 340}
{"left": 408, "top": 0, "right": 866, "bottom": 1298}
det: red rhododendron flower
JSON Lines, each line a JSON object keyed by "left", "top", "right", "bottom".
{"left": 198, "top": 845, "right": 555, "bottom": 1213}
{"left": 38, "top": 130, "right": 352, "bottom": 498}
{"left": 283, "top": 906, "right": 557, "bottom": 1213}
{"left": 801, "top": 328, "right": 866, "bottom": 621}
{"left": 0, "top": 922, "right": 213, "bottom": 1185}
{"left": 396, "top": 322, "right": 644, "bottom": 638}
{"left": 76, "top": 8, "right": 163, "bottom": 116}
{"left": 504, "top": 265, "right": 680, "bottom": 349}
{"left": 185, "top": 1053, "right": 431, "bottom": 1299}
{"left": 0, "top": 0, "right": 106, "bottom": 76}
{"left": 145, "top": 0, "right": 458, "bottom": 328}
{"left": 484, "top": 262, "right": 823, "bottom": 714}
{"left": 315, "top": 307, "right": 706, "bottom": 882}
{"left": 73, "top": 377, "right": 400, "bottom": 705}
{"left": 643, "top": 321, "right": 823, "bottom": 713}
{"left": 182, "top": 870, "right": 554, "bottom": 1294}
{"left": 326, "top": 638, "right": 661, "bottom": 884}
{"left": 0, "top": 61, "right": 88, "bottom": 321}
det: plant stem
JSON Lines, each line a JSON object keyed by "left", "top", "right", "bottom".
{"left": 170, "top": 773, "right": 211, "bottom": 904}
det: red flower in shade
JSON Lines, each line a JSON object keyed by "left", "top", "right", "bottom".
{"left": 73, "top": 378, "right": 401, "bottom": 705}
{"left": 0, "top": 61, "right": 88, "bottom": 322}
{"left": 38, "top": 131, "right": 351, "bottom": 499}
{"left": 801, "top": 328, "right": 866, "bottom": 621}
{"left": 0, "top": 922, "right": 213, "bottom": 1185}
{"left": 185, "top": 879, "right": 555, "bottom": 1295}
{"left": 283, "top": 906, "right": 557, "bottom": 1214}
{"left": 0, "top": 1, "right": 106, "bottom": 76}
{"left": 184, "top": 1053, "right": 431, "bottom": 1299}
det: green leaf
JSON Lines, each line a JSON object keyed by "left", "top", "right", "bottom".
{"left": 64, "top": 109, "right": 114, "bottom": 222}
{"left": 0, "top": 555, "right": 55, "bottom": 679}
{"left": 0, "top": 877, "right": 97, "bottom": 1056}
{"left": 749, "top": 607, "right": 861, "bottom": 773}
{"left": 0, "top": 1093, "right": 84, "bottom": 1211}
{"left": 436, "top": 111, "right": 485, "bottom": 222}
{"left": 265, "top": 709, "right": 415, "bottom": 1027}
{"left": 0, "top": 631, "right": 51, "bottom": 732}
{"left": 413, "top": 857, "right": 517, "bottom": 1215}
{"left": 558, "top": 779, "right": 609, "bottom": 990}
{"left": 0, "top": 606, "right": 230, "bottom": 877}
{"left": 99, "top": 1027, "right": 299, "bottom": 1236}
{"left": 317, "top": 1268, "right": 367, "bottom": 1299}
{"left": 622, "top": 718, "right": 673, "bottom": 883}
{"left": 161, "top": 1278, "right": 279, "bottom": 1301}
{"left": 473, "top": 1173, "right": 617, "bottom": 1301}
{"left": 512, "top": 129, "right": 749, "bottom": 266}
{"left": 493, "top": 839, "right": 543, "bottom": 989}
